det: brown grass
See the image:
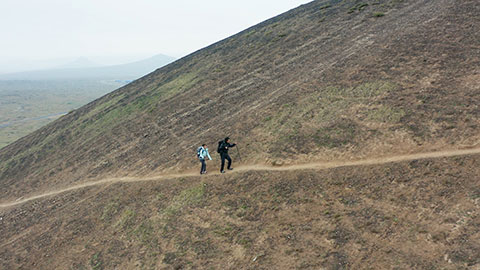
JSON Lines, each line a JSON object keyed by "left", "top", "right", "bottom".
{"left": 1, "top": 0, "right": 479, "bottom": 201}
{"left": 1, "top": 153, "right": 479, "bottom": 269}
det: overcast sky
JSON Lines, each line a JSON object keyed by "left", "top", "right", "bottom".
{"left": 0, "top": 0, "right": 312, "bottom": 73}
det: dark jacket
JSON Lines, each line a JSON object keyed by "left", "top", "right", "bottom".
{"left": 219, "top": 140, "right": 236, "bottom": 154}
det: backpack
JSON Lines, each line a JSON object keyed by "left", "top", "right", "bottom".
{"left": 197, "top": 146, "right": 203, "bottom": 158}
{"left": 217, "top": 140, "right": 223, "bottom": 153}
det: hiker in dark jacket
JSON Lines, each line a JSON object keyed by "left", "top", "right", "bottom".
{"left": 218, "top": 137, "right": 236, "bottom": 173}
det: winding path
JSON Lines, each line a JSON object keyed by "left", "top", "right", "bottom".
{"left": 1, "top": 147, "right": 480, "bottom": 208}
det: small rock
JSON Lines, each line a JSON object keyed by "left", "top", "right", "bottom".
{"left": 272, "top": 160, "right": 284, "bottom": 167}
{"left": 252, "top": 252, "right": 265, "bottom": 262}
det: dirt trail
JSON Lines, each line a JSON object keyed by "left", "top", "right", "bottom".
{"left": 1, "top": 147, "right": 480, "bottom": 208}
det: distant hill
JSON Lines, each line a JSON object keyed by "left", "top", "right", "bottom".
{"left": 0, "top": 54, "right": 175, "bottom": 80}
{"left": 55, "top": 57, "right": 101, "bottom": 69}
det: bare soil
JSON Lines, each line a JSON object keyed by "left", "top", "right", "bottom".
{"left": 2, "top": 147, "right": 480, "bottom": 208}
{"left": 1, "top": 152, "right": 479, "bottom": 269}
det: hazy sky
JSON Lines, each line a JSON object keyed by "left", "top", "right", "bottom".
{"left": 0, "top": 0, "right": 312, "bottom": 73}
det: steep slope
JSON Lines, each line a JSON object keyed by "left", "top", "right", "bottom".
{"left": 1, "top": 0, "right": 479, "bottom": 202}
{"left": 1, "top": 153, "right": 480, "bottom": 269}
{"left": 2, "top": 147, "right": 480, "bottom": 208}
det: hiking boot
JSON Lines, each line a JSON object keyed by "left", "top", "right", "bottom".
{"left": 221, "top": 170, "right": 226, "bottom": 173}
{"left": 228, "top": 168, "right": 234, "bottom": 170}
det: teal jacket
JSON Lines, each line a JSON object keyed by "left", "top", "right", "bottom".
{"left": 198, "top": 147, "right": 212, "bottom": 160}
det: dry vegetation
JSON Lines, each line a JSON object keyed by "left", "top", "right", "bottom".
{"left": 0, "top": 0, "right": 479, "bottom": 269}
{"left": 0, "top": 0, "right": 479, "bottom": 200}
{"left": 1, "top": 154, "right": 479, "bottom": 269}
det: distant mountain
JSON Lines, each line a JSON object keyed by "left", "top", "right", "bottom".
{"left": 0, "top": 54, "right": 176, "bottom": 80}
{"left": 55, "top": 57, "right": 101, "bottom": 69}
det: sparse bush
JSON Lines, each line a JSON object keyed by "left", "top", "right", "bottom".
{"left": 358, "top": 3, "right": 369, "bottom": 10}
{"left": 237, "top": 238, "right": 253, "bottom": 248}
{"left": 367, "top": 106, "right": 405, "bottom": 123}
{"left": 89, "top": 252, "right": 103, "bottom": 270}
{"left": 163, "top": 184, "right": 206, "bottom": 218}
{"left": 101, "top": 201, "right": 120, "bottom": 222}
{"left": 213, "top": 225, "right": 234, "bottom": 237}
{"left": 373, "top": 12, "right": 385, "bottom": 17}
{"left": 132, "top": 220, "right": 157, "bottom": 247}
{"left": 163, "top": 252, "right": 178, "bottom": 265}
{"left": 115, "top": 209, "right": 136, "bottom": 230}
{"left": 349, "top": 3, "right": 369, "bottom": 13}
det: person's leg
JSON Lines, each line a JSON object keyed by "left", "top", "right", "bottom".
{"left": 226, "top": 154, "right": 232, "bottom": 170}
{"left": 220, "top": 154, "right": 226, "bottom": 172}
{"left": 200, "top": 159, "right": 206, "bottom": 174}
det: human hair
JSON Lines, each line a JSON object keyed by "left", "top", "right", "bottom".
{"left": 202, "top": 144, "right": 206, "bottom": 147}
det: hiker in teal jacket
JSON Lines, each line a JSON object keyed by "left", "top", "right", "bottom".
{"left": 197, "top": 144, "right": 212, "bottom": 174}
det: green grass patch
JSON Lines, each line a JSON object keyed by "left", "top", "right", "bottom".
{"left": 115, "top": 209, "right": 137, "bottom": 230}
{"left": 261, "top": 81, "right": 396, "bottom": 136}
{"left": 321, "top": 81, "right": 395, "bottom": 100}
{"left": 146, "top": 72, "right": 199, "bottom": 106}
{"left": 373, "top": 12, "right": 385, "bottom": 17}
{"left": 367, "top": 105, "right": 405, "bottom": 123}
{"left": 101, "top": 201, "right": 120, "bottom": 222}
{"left": 132, "top": 219, "right": 158, "bottom": 248}
{"left": 163, "top": 183, "right": 206, "bottom": 218}
{"left": 237, "top": 238, "right": 253, "bottom": 248}
{"left": 349, "top": 3, "right": 369, "bottom": 13}
{"left": 89, "top": 252, "right": 103, "bottom": 270}
{"left": 213, "top": 225, "right": 234, "bottom": 237}
{"left": 257, "top": 81, "right": 398, "bottom": 154}
{"left": 314, "top": 119, "right": 358, "bottom": 148}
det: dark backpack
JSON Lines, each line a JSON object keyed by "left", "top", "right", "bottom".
{"left": 217, "top": 141, "right": 223, "bottom": 153}
{"left": 197, "top": 147, "right": 203, "bottom": 158}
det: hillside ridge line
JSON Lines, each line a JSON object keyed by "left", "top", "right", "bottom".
{"left": 1, "top": 147, "right": 480, "bottom": 208}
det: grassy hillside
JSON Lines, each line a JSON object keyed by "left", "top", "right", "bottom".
{"left": 1, "top": 0, "right": 479, "bottom": 269}
{"left": 1, "top": 154, "right": 479, "bottom": 269}
{"left": 2, "top": 0, "right": 478, "bottom": 201}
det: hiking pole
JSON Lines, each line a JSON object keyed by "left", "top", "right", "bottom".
{"left": 236, "top": 145, "right": 243, "bottom": 163}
